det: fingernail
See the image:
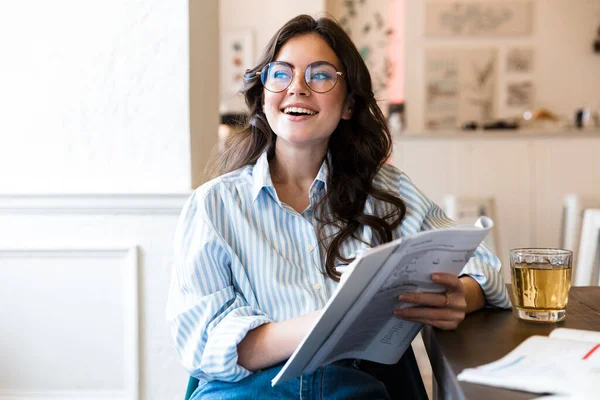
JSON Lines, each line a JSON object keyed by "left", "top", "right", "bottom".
{"left": 432, "top": 273, "right": 440, "bottom": 280}
{"left": 394, "top": 310, "right": 404, "bottom": 317}
{"left": 398, "top": 294, "right": 408, "bottom": 301}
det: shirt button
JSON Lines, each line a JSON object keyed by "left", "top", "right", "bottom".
{"left": 307, "top": 245, "right": 314, "bottom": 252}
{"left": 312, "top": 283, "right": 322, "bottom": 290}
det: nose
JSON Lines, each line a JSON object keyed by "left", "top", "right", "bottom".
{"left": 286, "top": 70, "right": 310, "bottom": 96}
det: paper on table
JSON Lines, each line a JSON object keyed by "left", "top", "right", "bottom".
{"left": 457, "top": 330, "right": 600, "bottom": 397}
{"left": 549, "top": 328, "right": 600, "bottom": 343}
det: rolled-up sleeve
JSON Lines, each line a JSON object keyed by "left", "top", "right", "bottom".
{"left": 166, "top": 190, "right": 273, "bottom": 382}
{"left": 460, "top": 241, "right": 512, "bottom": 308}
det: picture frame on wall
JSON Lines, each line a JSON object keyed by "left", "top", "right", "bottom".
{"left": 506, "top": 47, "right": 534, "bottom": 73}
{"left": 424, "top": 48, "right": 497, "bottom": 130}
{"left": 425, "top": 1, "right": 534, "bottom": 37}
{"left": 221, "top": 30, "right": 254, "bottom": 97}
{"left": 506, "top": 80, "right": 534, "bottom": 108}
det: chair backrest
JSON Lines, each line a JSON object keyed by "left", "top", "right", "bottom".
{"left": 561, "top": 195, "right": 600, "bottom": 259}
{"left": 573, "top": 209, "right": 600, "bottom": 286}
{"left": 184, "top": 376, "right": 199, "bottom": 400}
{"left": 443, "top": 195, "right": 499, "bottom": 254}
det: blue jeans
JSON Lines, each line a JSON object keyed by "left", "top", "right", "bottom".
{"left": 191, "top": 360, "right": 390, "bottom": 400}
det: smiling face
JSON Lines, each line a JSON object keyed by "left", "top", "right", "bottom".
{"left": 262, "top": 33, "right": 352, "bottom": 152}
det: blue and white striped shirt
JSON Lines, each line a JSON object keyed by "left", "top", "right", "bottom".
{"left": 166, "top": 151, "right": 510, "bottom": 382}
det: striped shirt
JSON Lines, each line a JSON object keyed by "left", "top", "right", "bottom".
{"left": 166, "top": 151, "right": 511, "bottom": 383}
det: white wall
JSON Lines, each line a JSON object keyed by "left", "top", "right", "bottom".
{"left": 0, "top": 1, "right": 220, "bottom": 398}
{"left": 404, "top": 0, "right": 600, "bottom": 132}
{"left": 219, "top": 0, "right": 326, "bottom": 113}
{"left": 0, "top": 1, "right": 193, "bottom": 193}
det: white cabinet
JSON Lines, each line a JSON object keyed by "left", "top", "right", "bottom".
{"left": 532, "top": 138, "right": 600, "bottom": 247}
{"left": 392, "top": 133, "right": 600, "bottom": 274}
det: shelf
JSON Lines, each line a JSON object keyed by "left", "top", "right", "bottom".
{"left": 394, "top": 129, "right": 600, "bottom": 140}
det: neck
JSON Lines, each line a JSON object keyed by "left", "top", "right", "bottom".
{"left": 269, "top": 142, "right": 328, "bottom": 187}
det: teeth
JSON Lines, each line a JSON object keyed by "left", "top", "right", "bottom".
{"left": 283, "top": 107, "right": 317, "bottom": 115}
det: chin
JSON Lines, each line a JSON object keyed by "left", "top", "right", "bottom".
{"left": 275, "top": 123, "right": 334, "bottom": 141}
{"left": 277, "top": 132, "right": 330, "bottom": 146}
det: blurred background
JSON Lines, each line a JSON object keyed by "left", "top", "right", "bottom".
{"left": 0, "top": 1, "right": 598, "bottom": 399}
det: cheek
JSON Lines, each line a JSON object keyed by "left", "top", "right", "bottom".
{"left": 263, "top": 91, "right": 280, "bottom": 109}
{"left": 262, "top": 93, "right": 281, "bottom": 121}
{"left": 326, "top": 95, "right": 348, "bottom": 120}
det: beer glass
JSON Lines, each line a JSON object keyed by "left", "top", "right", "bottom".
{"left": 509, "top": 248, "right": 573, "bottom": 322}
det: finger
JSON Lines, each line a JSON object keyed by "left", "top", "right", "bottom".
{"left": 399, "top": 292, "right": 448, "bottom": 308}
{"left": 432, "top": 273, "right": 464, "bottom": 292}
{"left": 400, "top": 316, "right": 460, "bottom": 331}
{"left": 394, "top": 306, "right": 463, "bottom": 322}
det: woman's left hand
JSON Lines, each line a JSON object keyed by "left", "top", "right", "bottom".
{"left": 393, "top": 273, "right": 467, "bottom": 330}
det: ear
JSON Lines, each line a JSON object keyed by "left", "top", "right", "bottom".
{"left": 341, "top": 96, "right": 354, "bottom": 120}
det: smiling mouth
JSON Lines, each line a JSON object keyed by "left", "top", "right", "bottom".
{"left": 281, "top": 106, "right": 319, "bottom": 116}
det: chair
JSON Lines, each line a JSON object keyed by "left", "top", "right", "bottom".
{"left": 560, "top": 195, "right": 600, "bottom": 262}
{"left": 359, "top": 345, "right": 429, "bottom": 400}
{"left": 573, "top": 209, "right": 600, "bottom": 286}
{"left": 185, "top": 376, "right": 199, "bottom": 400}
{"left": 443, "top": 195, "right": 499, "bottom": 254}
{"left": 183, "top": 345, "right": 428, "bottom": 399}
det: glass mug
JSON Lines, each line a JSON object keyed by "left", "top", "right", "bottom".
{"left": 509, "top": 248, "right": 573, "bottom": 322}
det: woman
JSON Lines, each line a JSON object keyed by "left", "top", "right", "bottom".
{"left": 167, "top": 14, "right": 510, "bottom": 399}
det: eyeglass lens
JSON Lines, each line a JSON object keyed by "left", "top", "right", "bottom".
{"left": 260, "top": 62, "right": 339, "bottom": 93}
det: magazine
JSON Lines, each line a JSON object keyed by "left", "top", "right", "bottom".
{"left": 271, "top": 216, "right": 494, "bottom": 386}
{"left": 457, "top": 328, "right": 600, "bottom": 397}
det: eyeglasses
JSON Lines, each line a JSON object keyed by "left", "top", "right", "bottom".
{"left": 255, "top": 61, "right": 344, "bottom": 94}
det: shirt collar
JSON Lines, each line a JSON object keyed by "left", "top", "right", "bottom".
{"left": 313, "top": 153, "right": 330, "bottom": 192}
{"left": 251, "top": 150, "right": 330, "bottom": 203}
{"left": 251, "top": 151, "right": 273, "bottom": 203}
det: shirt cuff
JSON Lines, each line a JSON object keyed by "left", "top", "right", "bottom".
{"left": 461, "top": 258, "right": 512, "bottom": 309}
{"left": 202, "top": 310, "right": 273, "bottom": 382}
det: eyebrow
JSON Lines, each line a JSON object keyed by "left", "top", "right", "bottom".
{"left": 275, "top": 60, "right": 341, "bottom": 69}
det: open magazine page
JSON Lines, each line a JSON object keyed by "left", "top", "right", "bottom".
{"left": 269, "top": 243, "right": 399, "bottom": 385}
{"left": 308, "top": 223, "right": 492, "bottom": 369}
{"left": 549, "top": 328, "right": 600, "bottom": 342}
{"left": 457, "top": 331, "right": 600, "bottom": 395}
{"left": 271, "top": 217, "right": 493, "bottom": 386}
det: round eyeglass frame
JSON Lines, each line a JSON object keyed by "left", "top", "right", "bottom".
{"left": 255, "top": 61, "right": 344, "bottom": 94}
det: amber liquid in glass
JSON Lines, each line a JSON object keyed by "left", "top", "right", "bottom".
{"left": 511, "top": 263, "right": 572, "bottom": 312}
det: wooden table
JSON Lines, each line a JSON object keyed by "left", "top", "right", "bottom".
{"left": 422, "top": 286, "right": 600, "bottom": 400}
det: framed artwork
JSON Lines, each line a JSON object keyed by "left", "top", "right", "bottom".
{"left": 424, "top": 52, "right": 459, "bottom": 129}
{"left": 221, "top": 30, "right": 253, "bottom": 97}
{"left": 506, "top": 80, "right": 534, "bottom": 108}
{"left": 425, "top": 1, "right": 534, "bottom": 37}
{"left": 425, "top": 48, "right": 497, "bottom": 129}
{"left": 506, "top": 48, "right": 534, "bottom": 73}
{"left": 333, "top": 0, "right": 396, "bottom": 95}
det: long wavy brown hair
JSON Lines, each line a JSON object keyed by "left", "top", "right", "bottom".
{"left": 210, "top": 14, "right": 406, "bottom": 281}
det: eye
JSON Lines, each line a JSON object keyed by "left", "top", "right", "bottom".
{"left": 311, "top": 71, "right": 332, "bottom": 81}
{"left": 272, "top": 70, "right": 291, "bottom": 80}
